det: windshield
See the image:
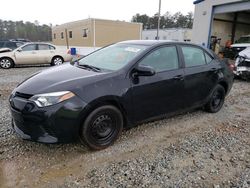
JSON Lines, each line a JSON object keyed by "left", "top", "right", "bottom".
{"left": 78, "top": 43, "right": 147, "bottom": 71}
{"left": 236, "top": 37, "right": 250, "bottom": 43}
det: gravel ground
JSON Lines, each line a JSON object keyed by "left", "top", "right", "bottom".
{"left": 0, "top": 66, "right": 249, "bottom": 188}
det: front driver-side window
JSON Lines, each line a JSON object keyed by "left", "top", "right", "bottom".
{"left": 22, "top": 44, "right": 36, "bottom": 51}
{"left": 139, "top": 46, "right": 179, "bottom": 72}
{"left": 181, "top": 46, "right": 206, "bottom": 67}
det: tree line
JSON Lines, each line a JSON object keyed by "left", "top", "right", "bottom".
{"left": 131, "top": 11, "right": 193, "bottom": 30}
{"left": 0, "top": 20, "right": 52, "bottom": 41}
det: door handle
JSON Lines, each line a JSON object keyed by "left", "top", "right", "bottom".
{"left": 173, "top": 75, "right": 184, "bottom": 80}
{"left": 31, "top": 51, "right": 36, "bottom": 54}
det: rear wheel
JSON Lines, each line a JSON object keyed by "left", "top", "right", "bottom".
{"left": 51, "top": 56, "right": 63, "bottom": 66}
{"left": 205, "top": 85, "right": 225, "bottom": 113}
{"left": 80, "top": 105, "right": 123, "bottom": 150}
{"left": 0, "top": 58, "right": 14, "bottom": 69}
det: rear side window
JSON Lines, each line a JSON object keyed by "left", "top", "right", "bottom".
{"left": 0, "top": 42, "right": 4, "bottom": 48}
{"left": 5, "top": 42, "right": 17, "bottom": 49}
{"left": 38, "top": 44, "right": 50, "bottom": 50}
{"left": 16, "top": 42, "right": 23, "bottom": 47}
{"left": 181, "top": 46, "right": 206, "bottom": 67}
{"left": 49, "top": 45, "right": 56, "bottom": 50}
{"left": 139, "top": 46, "right": 179, "bottom": 72}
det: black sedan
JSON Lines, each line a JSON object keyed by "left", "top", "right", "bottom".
{"left": 9, "top": 40, "right": 234, "bottom": 150}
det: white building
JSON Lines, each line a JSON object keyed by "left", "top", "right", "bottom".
{"left": 192, "top": 0, "right": 250, "bottom": 48}
{"left": 142, "top": 29, "right": 192, "bottom": 42}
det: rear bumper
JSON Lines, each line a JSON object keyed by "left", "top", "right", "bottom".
{"left": 10, "top": 95, "right": 88, "bottom": 143}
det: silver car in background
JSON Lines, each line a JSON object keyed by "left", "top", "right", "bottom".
{"left": 0, "top": 42, "right": 73, "bottom": 69}
{"left": 234, "top": 47, "right": 250, "bottom": 80}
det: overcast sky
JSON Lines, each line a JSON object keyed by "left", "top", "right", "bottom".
{"left": 0, "top": 0, "right": 194, "bottom": 25}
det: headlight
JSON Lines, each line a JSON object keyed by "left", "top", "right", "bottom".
{"left": 30, "top": 91, "right": 75, "bottom": 107}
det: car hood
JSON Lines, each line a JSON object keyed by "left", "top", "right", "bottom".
{"left": 239, "top": 47, "right": 250, "bottom": 58}
{"left": 0, "top": 48, "right": 12, "bottom": 53}
{"left": 15, "top": 63, "right": 108, "bottom": 95}
{"left": 231, "top": 43, "right": 250, "bottom": 48}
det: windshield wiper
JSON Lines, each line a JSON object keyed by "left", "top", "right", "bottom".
{"left": 78, "top": 64, "right": 101, "bottom": 72}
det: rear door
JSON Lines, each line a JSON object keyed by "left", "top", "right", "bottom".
{"left": 180, "top": 45, "right": 220, "bottom": 108}
{"left": 131, "top": 45, "right": 185, "bottom": 122}
{"left": 15, "top": 44, "right": 38, "bottom": 64}
{"left": 37, "top": 44, "right": 55, "bottom": 64}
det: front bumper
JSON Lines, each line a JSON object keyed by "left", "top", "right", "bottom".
{"left": 233, "top": 66, "right": 250, "bottom": 76}
{"left": 10, "top": 93, "right": 88, "bottom": 143}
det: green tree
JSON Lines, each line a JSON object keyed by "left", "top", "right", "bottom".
{"left": 131, "top": 11, "right": 193, "bottom": 29}
{"left": 132, "top": 14, "right": 150, "bottom": 29}
{"left": 0, "top": 20, "right": 52, "bottom": 41}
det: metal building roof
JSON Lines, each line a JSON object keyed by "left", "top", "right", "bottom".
{"left": 193, "top": 0, "right": 205, "bottom": 4}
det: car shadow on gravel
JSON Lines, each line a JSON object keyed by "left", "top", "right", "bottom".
{"left": 1, "top": 107, "right": 206, "bottom": 161}
{"left": 13, "top": 64, "right": 51, "bottom": 68}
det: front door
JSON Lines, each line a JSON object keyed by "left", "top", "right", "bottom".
{"left": 15, "top": 44, "right": 38, "bottom": 64}
{"left": 131, "top": 45, "right": 185, "bottom": 123}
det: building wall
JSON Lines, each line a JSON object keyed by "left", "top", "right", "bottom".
{"left": 95, "top": 19, "right": 142, "bottom": 47}
{"left": 52, "top": 19, "right": 142, "bottom": 47}
{"left": 52, "top": 19, "right": 93, "bottom": 46}
{"left": 192, "top": 0, "right": 243, "bottom": 47}
{"left": 142, "top": 29, "right": 192, "bottom": 41}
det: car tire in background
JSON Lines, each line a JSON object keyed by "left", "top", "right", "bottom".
{"left": 205, "top": 85, "right": 225, "bottom": 113}
{"left": 0, "top": 57, "right": 14, "bottom": 69}
{"left": 51, "top": 56, "right": 64, "bottom": 66}
{"left": 80, "top": 105, "right": 123, "bottom": 150}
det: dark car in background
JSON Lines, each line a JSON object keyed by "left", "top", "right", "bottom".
{"left": 9, "top": 40, "right": 234, "bottom": 150}
{"left": 0, "top": 40, "right": 24, "bottom": 51}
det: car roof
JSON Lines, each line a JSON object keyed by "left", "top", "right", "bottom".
{"left": 0, "top": 40, "right": 16, "bottom": 43}
{"left": 118, "top": 40, "right": 216, "bottom": 58}
{"left": 118, "top": 40, "right": 197, "bottom": 47}
{"left": 24, "top": 42, "right": 54, "bottom": 45}
{"left": 20, "top": 42, "right": 56, "bottom": 47}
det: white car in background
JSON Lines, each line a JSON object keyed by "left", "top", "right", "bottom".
{"left": 0, "top": 42, "right": 73, "bottom": 69}
{"left": 234, "top": 47, "right": 250, "bottom": 80}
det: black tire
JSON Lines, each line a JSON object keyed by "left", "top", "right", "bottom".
{"left": 205, "top": 85, "right": 225, "bottom": 113}
{"left": 51, "top": 56, "right": 64, "bottom": 66}
{"left": 0, "top": 57, "right": 14, "bottom": 69}
{"left": 80, "top": 105, "right": 123, "bottom": 150}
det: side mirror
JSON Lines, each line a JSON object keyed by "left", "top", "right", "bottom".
{"left": 133, "top": 64, "right": 156, "bottom": 77}
{"left": 17, "top": 48, "right": 22, "bottom": 52}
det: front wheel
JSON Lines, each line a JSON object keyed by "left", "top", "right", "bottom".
{"left": 205, "top": 85, "right": 225, "bottom": 113}
{"left": 80, "top": 105, "right": 123, "bottom": 150}
{"left": 0, "top": 58, "right": 14, "bottom": 69}
{"left": 51, "top": 56, "right": 63, "bottom": 66}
